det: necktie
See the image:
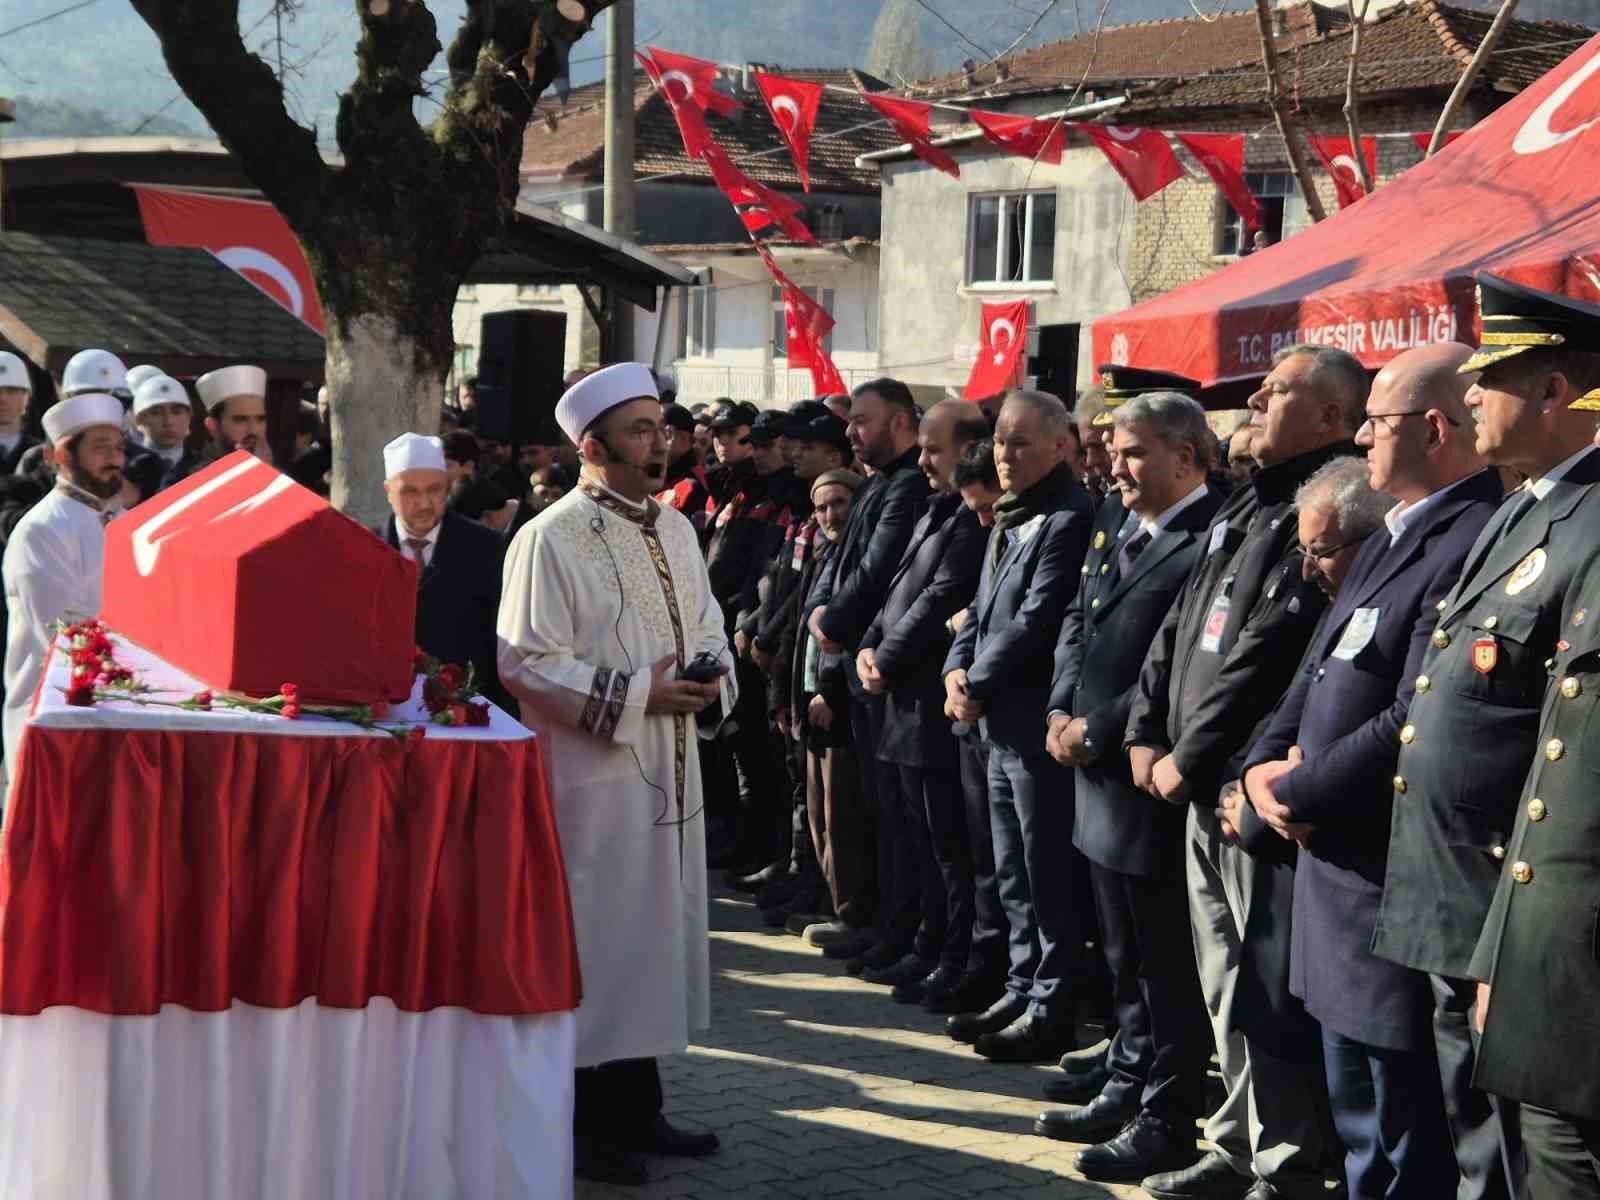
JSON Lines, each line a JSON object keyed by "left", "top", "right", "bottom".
{"left": 406, "top": 538, "right": 430, "bottom": 576}
{"left": 1117, "top": 528, "right": 1151, "bottom": 580}
{"left": 1496, "top": 489, "right": 1538, "bottom": 545}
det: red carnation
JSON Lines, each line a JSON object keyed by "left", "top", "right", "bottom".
{"left": 422, "top": 677, "right": 449, "bottom": 713}
{"left": 407, "top": 724, "right": 427, "bottom": 746}
{"left": 464, "top": 701, "right": 491, "bottom": 728}
{"left": 446, "top": 702, "right": 468, "bottom": 726}
{"left": 280, "top": 683, "right": 300, "bottom": 703}
{"left": 282, "top": 701, "right": 302, "bottom": 720}
{"left": 193, "top": 691, "right": 213, "bottom": 709}
{"left": 437, "top": 665, "right": 464, "bottom": 693}
{"left": 65, "top": 679, "right": 96, "bottom": 707}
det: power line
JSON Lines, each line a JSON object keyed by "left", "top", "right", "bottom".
{"left": 127, "top": 2, "right": 282, "bottom": 136}
{"left": 0, "top": 0, "right": 101, "bottom": 41}
{"left": 910, "top": 0, "right": 997, "bottom": 62}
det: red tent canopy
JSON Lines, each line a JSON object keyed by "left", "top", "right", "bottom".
{"left": 1093, "top": 33, "right": 1600, "bottom": 386}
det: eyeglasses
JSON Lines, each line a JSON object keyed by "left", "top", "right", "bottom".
{"left": 1358, "top": 410, "right": 1462, "bottom": 436}
{"left": 1297, "top": 532, "right": 1372, "bottom": 563}
{"left": 613, "top": 424, "right": 667, "bottom": 445}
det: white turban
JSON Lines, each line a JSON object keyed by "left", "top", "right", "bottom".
{"left": 553, "top": 362, "right": 658, "bottom": 445}
{"left": 383, "top": 432, "right": 447, "bottom": 480}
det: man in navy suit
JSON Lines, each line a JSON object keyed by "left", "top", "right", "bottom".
{"left": 1037, "top": 392, "right": 1225, "bottom": 1181}
{"left": 1239, "top": 343, "right": 1500, "bottom": 1198}
{"left": 942, "top": 389, "right": 1094, "bottom": 1062}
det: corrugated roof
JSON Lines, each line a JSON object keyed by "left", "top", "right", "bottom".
{"left": 522, "top": 67, "right": 903, "bottom": 194}
{"left": 0, "top": 232, "right": 325, "bottom": 375}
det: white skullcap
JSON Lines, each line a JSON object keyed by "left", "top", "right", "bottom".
{"left": 383, "top": 432, "right": 447, "bottom": 480}
{"left": 0, "top": 350, "right": 30, "bottom": 393}
{"left": 132, "top": 374, "right": 191, "bottom": 417}
{"left": 554, "top": 362, "right": 658, "bottom": 445}
{"left": 62, "top": 348, "right": 129, "bottom": 396}
{"left": 42, "top": 392, "right": 125, "bottom": 446}
{"left": 124, "top": 364, "right": 165, "bottom": 393}
{"left": 196, "top": 364, "right": 267, "bottom": 412}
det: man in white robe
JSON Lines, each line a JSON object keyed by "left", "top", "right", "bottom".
{"left": 497, "top": 362, "right": 734, "bottom": 1188}
{"left": 3, "top": 392, "right": 128, "bottom": 779}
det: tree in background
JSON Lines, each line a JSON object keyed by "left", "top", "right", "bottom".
{"left": 865, "top": 0, "right": 936, "bottom": 85}
{"left": 127, "top": 0, "right": 614, "bottom": 524}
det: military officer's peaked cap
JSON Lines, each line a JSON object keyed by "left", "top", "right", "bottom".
{"left": 1464, "top": 274, "right": 1600, "bottom": 412}
{"left": 1093, "top": 365, "right": 1201, "bottom": 426}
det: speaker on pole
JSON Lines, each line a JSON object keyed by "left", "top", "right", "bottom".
{"left": 475, "top": 309, "right": 568, "bottom": 444}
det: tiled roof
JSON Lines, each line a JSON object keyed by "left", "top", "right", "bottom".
{"left": 0, "top": 232, "right": 325, "bottom": 374}
{"left": 1113, "top": 0, "right": 1594, "bottom": 117}
{"left": 911, "top": 2, "right": 1346, "bottom": 101}
{"left": 523, "top": 67, "right": 902, "bottom": 194}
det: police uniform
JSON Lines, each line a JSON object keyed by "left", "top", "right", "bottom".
{"left": 1376, "top": 275, "right": 1600, "bottom": 1200}
{"left": 1093, "top": 366, "right": 1200, "bottom": 432}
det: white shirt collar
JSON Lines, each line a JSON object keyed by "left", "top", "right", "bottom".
{"left": 1384, "top": 472, "right": 1478, "bottom": 545}
{"left": 155, "top": 445, "right": 184, "bottom": 465}
{"left": 1525, "top": 444, "right": 1597, "bottom": 502}
{"left": 396, "top": 517, "right": 442, "bottom": 550}
{"left": 581, "top": 469, "right": 648, "bottom": 512}
{"left": 1137, "top": 481, "right": 1208, "bottom": 538}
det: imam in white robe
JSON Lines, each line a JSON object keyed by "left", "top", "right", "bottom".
{"left": 497, "top": 476, "right": 733, "bottom": 1069}
{"left": 3, "top": 484, "right": 112, "bottom": 773}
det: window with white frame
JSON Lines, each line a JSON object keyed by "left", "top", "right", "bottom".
{"left": 967, "top": 190, "right": 1057, "bottom": 285}
{"left": 681, "top": 285, "right": 716, "bottom": 359}
{"left": 1216, "top": 172, "right": 1296, "bottom": 256}
{"left": 771, "top": 284, "right": 835, "bottom": 359}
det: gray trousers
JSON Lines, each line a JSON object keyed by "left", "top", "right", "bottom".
{"left": 1186, "top": 805, "right": 1327, "bottom": 1196}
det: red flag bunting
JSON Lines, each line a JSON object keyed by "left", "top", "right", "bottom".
{"left": 703, "top": 143, "right": 816, "bottom": 244}
{"left": 1081, "top": 125, "right": 1183, "bottom": 201}
{"left": 810, "top": 348, "right": 847, "bottom": 396}
{"left": 1309, "top": 135, "right": 1379, "bottom": 209}
{"left": 1173, "top": 132, "right": 1262, "bottom": 233}
{"left": 637, "top": 50, "right": 714, "bottom": 159}
{"left": 639, "top": 47, "right": 741, "bottom": 118}
{"left": 1409, "top": 130, "right": 1467, "bottom": 154}
{"left": 859, "top": 92, "right": 960, "bottom": 178}
{"left": 782, "top": 282, "right": 835, "bottom": 367}
{"left": 970, "top": 110, "right": 1065, "bottom": 165}
{"left": 754, "top": 71, "right": 823, "bottom": 193}
{"left": 965, "top": 300, "right": 1030, "bottom": 401}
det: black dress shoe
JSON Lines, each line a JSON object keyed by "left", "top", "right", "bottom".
{"left": 863, "top": 953, "right": 934, "bottom": 986}
{"left": 892, "top": 963, "right": 961, "bottom": 1004}
{"left": 1042, "top": 1063, "right": 1110, "bottom": 1104}
{"left": 974, "top": 1012, "right": 1076, "bottom": 1063}
{"left": 613, "top": 1114, "right": 720, "bottom": 1158}
{"left": 1032, "top": 1091, "right": 1136, "bottom": 1143}
{"left": 1074, "top": 1110, "right": 1198, "bottom": 1182}
{"left": 731, "top": 861, "right": 788, "bottom": 894}
{"left": 924, "top": 972, "right": 1006, "bottom": 1015}
{"left": 820, "top": 929, "right": 880, "bottom": 959}
{"left": 946, "top": 992, "right": 1028, "bottom": 1043}
{"left": 844, "top": 940, "right": 902, "bottom": 977}
{"left": 1142, "top": 1149, "right": 1253, "bottom": 1199}
{"left": 754, "top": 876, "right": 801, "bottom": 909}
{"left": 574, "top": 1136, "right": 648, "bottom": 1185}
{"left": 1059, "top": 1037, "right": 1110, "bottom": 1074}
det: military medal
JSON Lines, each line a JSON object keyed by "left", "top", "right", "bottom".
{"left": 1472, "top": 636, "right": 1499, "bottom": 674}
{"left": 1574, "top": 608, "right": 1588, "bottom": 627}
{"left": 1093, "top": 530, "right": 1107, "bottom": 550}
{"left": 1505, "top": 548, "right": 1546, "bottom": 596}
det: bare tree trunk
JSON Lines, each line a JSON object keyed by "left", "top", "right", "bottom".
{"left": 1429, "top": 0, "right": 1520, "bottom": 156}
{"left": 1343, "top": 0, "right": 1375, "bottom": 194}
{"left": 1254, "top": 0, "right": 1329, "bottom": 223}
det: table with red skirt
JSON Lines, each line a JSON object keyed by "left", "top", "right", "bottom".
{"left": 0, "top": 635, "right": 582, "bottom": 1199}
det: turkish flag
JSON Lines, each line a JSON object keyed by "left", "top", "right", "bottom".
{"left": 965, "top": 300, "right": 1030, "bottom": 401}
{"left": 1174, "top": 133, "right": 1262, "bottom": 232}
{"left": 704, "top": 143, "right": 816, "bottom": 244}
{"left": 754, "top": 71, "right": 823, "bottom": 192}
{"left": 638, "top": 47, "right": 741, "bottom": 118}
{"left": 1410, "top": 130, "right": 1467, "bottom": 154}
{"left": 636, "top": 50, "right": 714, "bottom": 159}
{"left": 1309, "top": 135, "right": 1379, "bottom": 209}
{"left": 970, "top": 110, "right": 1065, "bottom": 165}
{"left": 860, "top": 92, "right": 960, "bottom": 178}
{"left": 782, "top": 282, "right": 835, "bottom": 367}
{"left": 809, "top": 347, "right": 847, "bottom": 396}
{"left": 133, "top": 186, "right": 324, "bottom": 333}
{"left": 1081, "top": 125, "right": 1182, "bottom": 201}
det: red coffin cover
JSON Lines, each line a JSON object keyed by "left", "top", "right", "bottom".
{"left": 101, "top": 451, "right": 417, "bottom": 704}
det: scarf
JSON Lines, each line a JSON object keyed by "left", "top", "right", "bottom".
{"left": 989, "top": 462, "right": 1072, "bottom": 565}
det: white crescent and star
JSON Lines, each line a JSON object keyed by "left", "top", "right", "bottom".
{"left": 1329, "top": 154, "right": 1364, "bottom": 190}
{"left": 216, "top": 245, "right": 305, "bottom": 316}
{"left": 990, "top": 317, "right": 1017, "bottom": 364}
{"left": 1514, "top": 51, "right": 1600, "bottom": 155}
{"left": 1105, "top": 126, "right": 1142, "bottom": 143}
{"left": 661, "top": 70, "right": 696, "bottom": 104}
{"left": 771, "top": 94, "right": 800, "bottom": 130}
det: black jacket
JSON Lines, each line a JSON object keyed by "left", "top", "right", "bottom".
{"left": 754, "top": 515, "right": 822, "bottom": 713}
{"left": 706, "top": 464, "right": 798, "bottom": 634}
{"left": 860, "top": 491, "right": 987, "bottom": 768}
{"left": 1375, "top": 447, "right": 1600, "bottom": 980}
{"left": 1053, "top": 483, "right": 1226, "bottom": 877}
{"left": 807, "top": 444, "right": 931, "bottom": 698}
{"left": 784, "top": 538, "right": 850, "bottom": 749}
{"left": 1124, "top": 441, "right": 1354, "bottom": 810}
{"left": 383, "top": 512, "right": 513, "bottom": 713}
{"left": 944, "top": 463, "right": 1094, "bottom": 756}
{"left": 0, "top": 433, "right": 41, "bottom": 478}
{"left": 1244, "top": 468, "right": 1501, "bottom": 1053}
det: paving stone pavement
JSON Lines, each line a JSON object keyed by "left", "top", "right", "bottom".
{"left": 576, "top": 884, "right": 1153, "bottom": 1200}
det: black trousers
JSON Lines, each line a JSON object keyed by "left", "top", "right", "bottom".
{"left": 958, "top": 731, "right": 1007, "bottom": 984}
{"left": 574, "top": 1058, "right": 663, "bottom": 1139}
{"left": 1431, "top": 972, "right": 1522, "bottom": 1200}
{"left": 727, "top": 657, "right": 783, "bottom": 863}
{"left": 1090, "top": 860, "right": 1211, "bottom": 1122}
{"left": 1322, "top": 1025, "right": 1456, "bottom": 1198}
{"left": 1521, "top": 1106, "right": 1600, "bottom": 1199}
{"left": 892, "top": 762, "right": 958, "bottom": 965}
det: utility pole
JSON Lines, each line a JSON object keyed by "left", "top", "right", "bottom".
{"left": 603, "top": 0, "right": 636, "bottom": 361}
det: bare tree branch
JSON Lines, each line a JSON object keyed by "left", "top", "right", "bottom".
{"left": 1342, "top": 0, "right": 1374, "bottom": 194}
{"left": 1428, "top": 0, "right": 1519, "bottom": 157}
{"left": 1253, "top": 0, "right": 1328, "bottom": 223}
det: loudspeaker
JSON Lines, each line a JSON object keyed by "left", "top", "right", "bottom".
{"left": 475, "top": 309, "right": 568, "bottom": 444}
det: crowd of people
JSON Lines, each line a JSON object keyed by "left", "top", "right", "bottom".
{"left": 0, "top": 269, "right": 1597, "bottom": 1200}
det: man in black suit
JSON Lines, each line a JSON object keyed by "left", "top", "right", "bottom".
{"left": 1240, "top": 343, "right": 1501, "bottom": 1198}
{"left": 804, "top": 379, "right": 932, "bottom": 968}
{"left": 379, "top": 432, "right": 512, "bottom": 714}
{"left": 1037, "top": 392, "right": 1225, "bottom": 1181}
{"left": 1378, "top": 277, "right": 1600, "bottom": 1200}
{"left": 855, "top": 400, "right": 991, "bottom": 1003}
{"left": 942, "top": 389, "right": 1094, "bottom": 1062}
{"left": 0, "top": 352, "right": 40, "bottom": 478}
{"left": 1127, "top": 345, "right": 1367, "bottom": 1200}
